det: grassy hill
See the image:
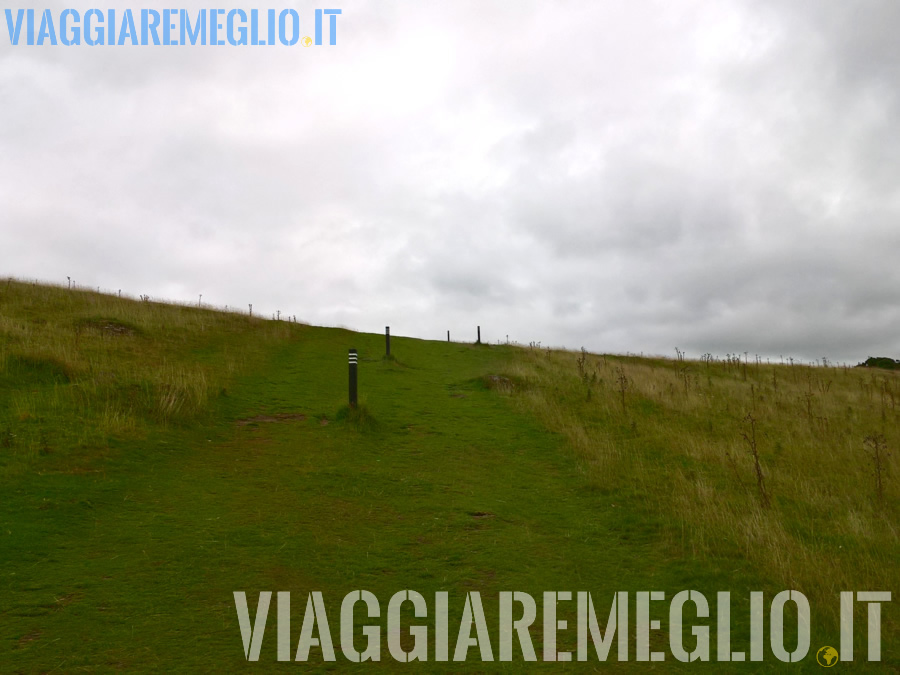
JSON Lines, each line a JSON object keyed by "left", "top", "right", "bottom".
{"left": 1, "top": 279, "right": 897, "bottom": 671}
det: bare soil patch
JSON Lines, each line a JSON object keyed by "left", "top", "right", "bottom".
{"left": 236, "top": 412, "right": 307, "bottom": 426}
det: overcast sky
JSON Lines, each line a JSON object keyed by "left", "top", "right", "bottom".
{"left": 2, "top": 0, "right": 899, "bottom": 363}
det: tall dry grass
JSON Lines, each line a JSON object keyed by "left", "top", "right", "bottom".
{"left": 507, "top": 347, "right": 898, "bottom": 629}
{"left": 0, "top": 278, "right": 301, "bottom": 477}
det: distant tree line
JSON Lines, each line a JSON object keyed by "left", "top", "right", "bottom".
{"left": 857, "top": 356, "right": 900, "bottom": 370}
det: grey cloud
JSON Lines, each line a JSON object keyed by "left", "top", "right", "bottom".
{"left": 2, "top": 0, "right": 900, "bottom": 363}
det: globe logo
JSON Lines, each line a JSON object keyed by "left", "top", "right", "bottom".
{"left": 301, "top": 36, "right": 313, "bottom": 47}
{"left": 816, "top": 645, "right": 839, "bottom": 667}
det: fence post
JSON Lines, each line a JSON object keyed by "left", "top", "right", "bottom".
{"left": 348, "top": 349, "right": 358, "bottom": 408}
{"left": 447, "top": 330, "right": 450, "bottom": 342}
{"left": 385, "top": 327, "right": 390, "bottom": 357}
{"left": 477, "top": 326, "right": 481, "bottom": 344}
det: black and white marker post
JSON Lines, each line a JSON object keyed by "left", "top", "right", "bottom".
{"left": 477, "top": 326, "right": 481, "bottom": 344}
{"left": 385, "top": 326, "right": 390, "bottom": 357}
{"left": 348, "top": 348, "right": 358, "bottom": 408}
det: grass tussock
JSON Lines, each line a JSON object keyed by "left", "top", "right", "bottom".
{"left": 335, "top": 403, "right": 379, "bottom": 431}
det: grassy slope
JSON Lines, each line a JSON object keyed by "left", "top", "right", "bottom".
{"left": 0, "top": 280, "right": 896, "bottom": 672}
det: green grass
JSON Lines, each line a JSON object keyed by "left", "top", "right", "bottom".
{"left": 0, "top": 279, "right": 896, "bottom": 671}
